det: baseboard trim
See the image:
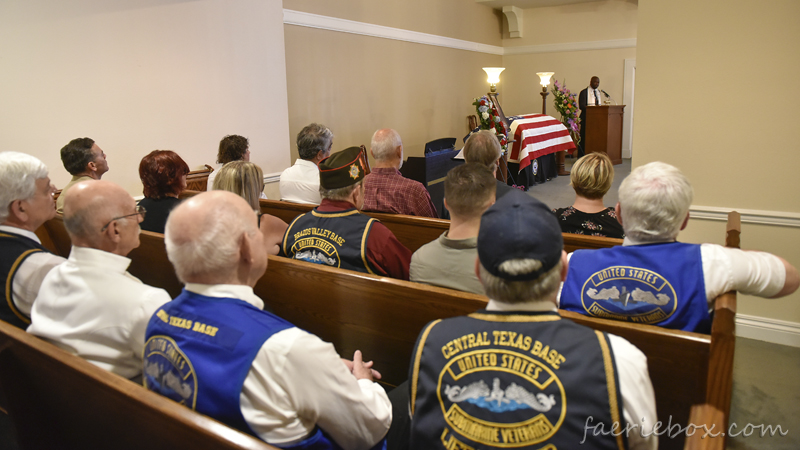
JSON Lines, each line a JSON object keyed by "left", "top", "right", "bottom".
{"left": 690, "top": 205, "right": 800, "bottom": 228}
{"left": 283, "top": 9, "right": 504, "bottom": 55}
{"left": 736, "top": 314, "right": 800, "bottom": 348}
{"left": 503, "top": 38, "right": 637, "bottom": 55}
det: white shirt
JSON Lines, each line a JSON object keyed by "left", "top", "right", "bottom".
{"left": 279, "top": 159, "right": 321, "bottom": 205}
{"left": 0, "top": 225, "right": 66, "bottom": 318}
{"left": 559, "top": 238, "right": 787, "bottom": 310}
{"left": 487, "top": 299, "right": 657, "bottom": 450}
{"left": 186, "top": 283, "right": 391, "bottom": 449}
{"left": 28, "top": 246, "right": 171, "bottom": 379}
{"left": 588, "top": 87, "right": 601, "bottom": 106}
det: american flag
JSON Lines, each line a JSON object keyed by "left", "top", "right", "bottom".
{"left": 507, "top": 114, "right": 576, "bottom": 170}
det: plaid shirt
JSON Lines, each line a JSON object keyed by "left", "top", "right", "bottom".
{"left": 362, "top": 168, "right": 438, "bottom": 218}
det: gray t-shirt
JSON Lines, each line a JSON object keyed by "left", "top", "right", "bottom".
{"left": 409, "top": 231, "right": 483, "bottom": 295}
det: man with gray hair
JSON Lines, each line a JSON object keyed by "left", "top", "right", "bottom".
{"left": 28, "top": 180, "right": 170, "bottom": 379}
{"left": 56, "top": 137, "right": 108, "bottom": 213}
{"left": 462, "top": 129, "right": 516, "bottom": 200}
{"left": 279, "top": 123, "right": 333, "bottom": 204}
{"left": 144, "top": 190, "right": 391, "bottom": 449}
{"left": 0, "top": 152, "right": 65, "bottom": 329}
{"left": 560, "top": 161, "right": 799, "bottom": 332}
{"left": 362, "top": 128, "right": 437, "bottom": 217}
{"left": 408, "top": 190, "right": 656, "bottom": 449}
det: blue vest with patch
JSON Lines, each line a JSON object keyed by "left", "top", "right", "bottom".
{"left": 143, "top": 290, "right": 344, "bottom": 450}
{"left": 409, "top": 311, "right": 627, "bottom": 450}
{"left": 282, "top": 208, "right": 379, "bottom": 275}
{"left": 0, "top": 231, "right": 49, "bottom": 329}
{"left": 561, "top": 242, "right": 710, "bottom": 333}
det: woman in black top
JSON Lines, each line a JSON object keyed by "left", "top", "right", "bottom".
{"left": 138, "top": 150, "right": 190, "bottom": 234}
{"left": 552, "top": 152, "right": 624, "bottom": 239}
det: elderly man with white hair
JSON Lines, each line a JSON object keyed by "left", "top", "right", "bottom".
{"left": 144, "top": 190, "right": 391, "bottom": 450}
{"left": 560, "top": 161, "right": 799, "bottom": 333}
{"left": 362, "top": 128, "right": 438, "bottom": 217}
{"left": 0, "top": 152, "right": 65, "bottom": 329}
{"left": 28, "top": 180, "right": 171, "bottom": 379}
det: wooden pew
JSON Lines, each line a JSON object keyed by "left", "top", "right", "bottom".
{"left": 180, "top": 190, "right": 623, "bottom": 253}
{"left": 0, "top": 320, "right": 277, "bottom": 450}
{"left": 186, "top": 164, "right": 215, "bottom": 191}
{"left": 34, "top": 213, "right": 738, "bottom": 450}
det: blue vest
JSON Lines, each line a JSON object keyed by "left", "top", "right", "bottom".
{"left": 143, "top": 290, "right": 345, "bottom": 450}
{"left": 409, "top": 311, "right": 627, "bottom": 450}
{"left": 0, "top": 231, "right": 49, "bottom": 328}
{"left": 561, "top": 242, "right": 710, "bottom": 333}
{"left": 282, "top": 208, "right": 379, "bottom": 275}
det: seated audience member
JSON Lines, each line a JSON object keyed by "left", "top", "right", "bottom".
{"left": 213, "top": 161, "right": 287, "bottom": 255}
{"left": 363, "top": 128, "right": 438, "bottom": 218}
{"left": 282, "top": 146, "right": 412, "bottom": 280}
{"left": 279, "top": 123, "right": 332, "bottom": 204}
{"left": 410, "top": 163, "right": 495, "bottom": 294}
{"left": 0, "top": 152, "right": 65, "bottom": 329}
{"left": 137, "top": 150, "right": 190, "bottom": 234}
{"left": 207, "top": 134, "right": 266, "bottom": 199}
{"left": 28, "top": 180, "right": 171, "bottom": 379}
{"left": 462, "top": 130, "right": 516, "bottom": 200}
{"left": 408, "top": 190, "right": 656, "bottom": 449}
{"left": 552, "top": 152, "right": 624, "bottom": 239}
{"left": 56, "top": 137, "right": 109, "bottom": 213}
{"left": 144, "top": 190, "right": 391, "bottom": 449}
{"left": 561, "top": 162, "right": 799, "bottom": 333}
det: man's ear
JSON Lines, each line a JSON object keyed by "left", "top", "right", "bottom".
{"left": 239, "top": 231, "right": 254, "bottom": 265}
{"left": 614, "top": 202, "right": 622, "bottom": 226}
{"left": 443, "top": 198, "right": 449, "bottom": 211}
{"left": 474, "top": 256, "right": 481, "bottom": 280}
{"left": 680, "top": 212, "right": 690, "bottom": 231}
{"left": 8, "top": 200, "right": 28, "bottom": 224}
{"left": 107, "top": 220, "right": 123, "bottom": 244}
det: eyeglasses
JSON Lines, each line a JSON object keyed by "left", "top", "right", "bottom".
{"left": 100, "top": 205, "right": 146, "bottom": 232}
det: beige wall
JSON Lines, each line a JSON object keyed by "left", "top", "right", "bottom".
{"left": 502, "top": 48, "right": 635, "bottom": 120}
{"left": 499, "top": 0, "right": 636, "bottom": 124}
{"left": 283, "top": 1, "right": 503, "bottom": 162}
{"left": 284, "top": 0, "right": 503, "bottom": 45}
{"left": 502, "top": 0, "right": 637, "bottom": 46}
{"left": 0, "top": 0, "right": 291, "bottom": 197}
{"left": 634, "top": 0, "right": 800, "bottom": 323}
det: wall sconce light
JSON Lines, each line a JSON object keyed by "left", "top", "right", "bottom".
{"left": 483, "top": 67, "right": 505, "bottom": 93}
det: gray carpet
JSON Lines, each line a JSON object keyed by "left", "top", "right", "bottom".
{"left": 528, "top": 157, "right": 798, "bottom": 449}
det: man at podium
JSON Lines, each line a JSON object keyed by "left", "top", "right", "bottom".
{"left": 578, "top": 76, "right": 601, "bottom": 158}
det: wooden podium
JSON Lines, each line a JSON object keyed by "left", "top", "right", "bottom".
{"left": 585, "top": 105, "right": 625, "bottom": 165}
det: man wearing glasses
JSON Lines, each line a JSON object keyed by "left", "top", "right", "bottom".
{"left": 28, "top": 180, "right": 171, "bottom": 381}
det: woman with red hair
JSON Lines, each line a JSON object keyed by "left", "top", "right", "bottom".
{"left": 138, "top": 150, "right": 190, "bottom": 234}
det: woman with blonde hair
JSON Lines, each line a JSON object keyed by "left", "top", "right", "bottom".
{"left": 213, "top": 161, "right": 287, "bottom": 255}
{"left": 552, "top": 152, "right": 624, "bottom": 239}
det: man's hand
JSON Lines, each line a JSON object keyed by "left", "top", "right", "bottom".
{"left": 342, "top": 350, "right": 382, "bottom": 381}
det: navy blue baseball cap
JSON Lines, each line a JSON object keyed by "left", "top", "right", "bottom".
{"left": 478, "top": 189, "right": 563, "bottom": 281}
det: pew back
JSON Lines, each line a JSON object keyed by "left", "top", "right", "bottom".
{"left": 180, "top": 190, "right": 623, "bottom": 253}
{"left": 0, "top": 320, "right": 276, "bottom": 450}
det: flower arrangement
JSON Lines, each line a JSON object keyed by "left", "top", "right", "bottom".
{"left": 472, "top": 96, "right": 509, "bottom": 154}
{"left": 551, "top": 79, "right": 581, "bottom": 145}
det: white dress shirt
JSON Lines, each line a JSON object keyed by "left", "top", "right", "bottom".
{"left": 588, "top": 87, "right": 601, "bottom": 106}
{"left": 487, "top": 299, "right": 658, "bottom": 450}
{"left": 279, "top": 159, "right": 321, "bottom": 205}
{"left": 0, "top": 225, "right": 65, "bottom": 317}
{"left": 28, "top": 246, "right": 171, "bottom": 379}
{"left": 185, "top": 283, "right": 391, "bottom": 449}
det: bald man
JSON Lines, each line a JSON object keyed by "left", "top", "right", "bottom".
{"left": 144, "top": 191, "right": 391, "bottom": 449}
{"left": 28, "top": 180, "right": 171, "bottom": 380}
{"left": 362, "top": 128, "right": 438, "bottom": 217}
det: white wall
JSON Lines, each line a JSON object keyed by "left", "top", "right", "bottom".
{"left": 0, "top": 0, "right": 291, "bottom": 196}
